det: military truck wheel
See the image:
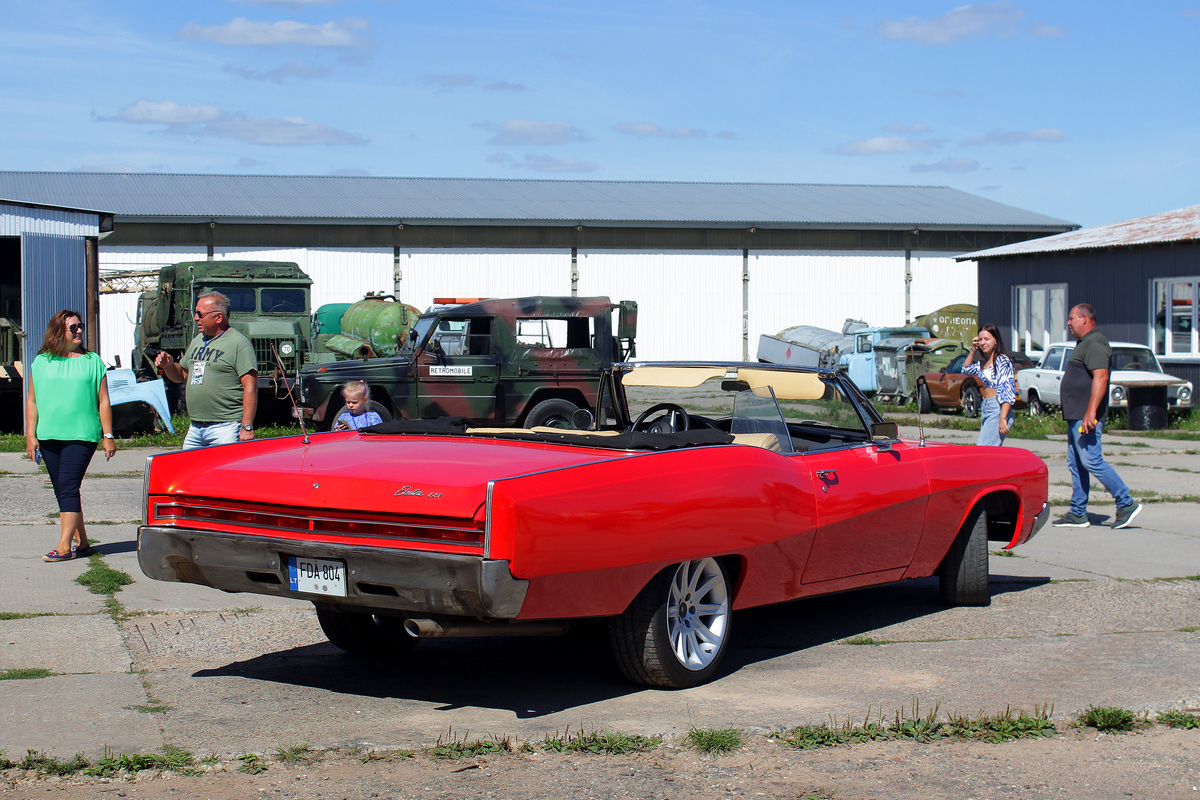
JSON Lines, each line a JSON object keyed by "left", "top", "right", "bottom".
{"left": 330, "top": 400, "right": 393, "bottom": 430}
{"left": 525, "top": 398, "right": 580, "bottom": 429}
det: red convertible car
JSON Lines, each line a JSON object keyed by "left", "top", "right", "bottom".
{"left": 138, "top": 362, "right": 1049, "bottom": 689}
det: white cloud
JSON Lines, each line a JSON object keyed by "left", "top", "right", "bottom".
{"left": 883, "top": 122, "right": 930, "bottom": 133}
{"left": 485, "top": 80, "right": 526, "bottom": 92}
{"left": 102, "top": 100, "right": 223, "bottom": 125}
{"left": 486, "top": 152, "right": 598, "bottom": 172}
{"left": 97, "top": 100, "right": 364, "bottom": 146}
{"left": 832, "top": 136, "right": 943, "bottom": 155}
{"left": 195, "top": 115, "right": 366, "bottom": 145}
{"left": 909, "top": 157, "right": 980, "bottom": 173}
{"left": 612, "top": 122, "right": 707, "bottom": 139}
{"left": 716, "top": 131, "right": 736, "bottom": 140}
{"left": 178, "top": 17, "right": 368, "bottom": 48}
{"left": 483, "top": 119, "right": 589, "bottom": 146}
{"left": 515, "top": 154, "right": 599, "bottom": 173}
{"left": 421, "top": 73, "right": 475, "bottom": 91}
{"left": 962, "top": 128, "right": 1066, "bottom": 145}
{"left": 223, "top": 60, "right": 331, "bottom": 82}
{"left": 876, "top": 2, "right": 1061, "bottom": 45}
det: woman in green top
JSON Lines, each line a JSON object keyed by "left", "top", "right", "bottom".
{"left": 24, "top": 310, "right": 117, "bottom": 562}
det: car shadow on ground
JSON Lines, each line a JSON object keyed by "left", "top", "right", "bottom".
{"left": 190, "top": 576, "right": 1048, "bottom": 717}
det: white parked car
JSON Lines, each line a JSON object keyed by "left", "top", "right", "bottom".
{"left": 1016, "top": 342, "right": 1193, "bottom": 416}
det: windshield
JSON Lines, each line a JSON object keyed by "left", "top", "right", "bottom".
{"left": 1111, "top": 347, "right": 1161, "bottom": 372}
{"left": 611, "top": 365, "right": 873, "bottom": 453}
{"left": 401, "top": 317, "right": 437, "bottom": 354}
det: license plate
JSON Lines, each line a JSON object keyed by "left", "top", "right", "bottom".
{"left": 287, "top": 556, "right": 347, "bottom": 597}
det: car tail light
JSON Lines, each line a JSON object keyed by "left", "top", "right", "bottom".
{"left": 152, "top": 499, "right": 483, "bottom": 546}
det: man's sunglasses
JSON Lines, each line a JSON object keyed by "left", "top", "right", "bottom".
{"left": 193, "top": 310, "right": 220, "bottom": 319}
{"left": 68, "top": 323, "right": 85, "bottom": 334}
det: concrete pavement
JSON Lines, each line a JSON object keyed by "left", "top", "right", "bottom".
{"left": 0, "top": 431, "right": 1197, "bottom": 761}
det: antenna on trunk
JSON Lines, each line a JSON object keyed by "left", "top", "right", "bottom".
{"left": 271, "top": 346, "right": 310, "bottom": 445}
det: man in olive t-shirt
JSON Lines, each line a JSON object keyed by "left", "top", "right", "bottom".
{"left": 155, "top": 291, "right": 258, "bottom": 449}
{"left": 1053, "top": 304, "right": 1141, "bottom": 530}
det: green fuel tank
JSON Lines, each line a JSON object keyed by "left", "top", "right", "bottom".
{"left": 324, "top": 295, "right": 422, "bottom": 358}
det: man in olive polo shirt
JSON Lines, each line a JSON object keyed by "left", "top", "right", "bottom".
{"left": 1053, "top": 304, "right": 1142, "bottom": 529}
{"left": 155, "top": 291, "right": 258, "bottom": 449}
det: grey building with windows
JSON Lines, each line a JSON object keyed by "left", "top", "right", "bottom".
{"left": 963, "top": 204, "right": 1200, "bottom": 385}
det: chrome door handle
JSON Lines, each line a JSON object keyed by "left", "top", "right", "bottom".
{"left": 816, "top": 469, "right": 837, "bottom": 479}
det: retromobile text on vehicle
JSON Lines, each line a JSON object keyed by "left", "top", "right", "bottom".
{"left": 138, "top": 361, "right": 1049, "bottom": 689}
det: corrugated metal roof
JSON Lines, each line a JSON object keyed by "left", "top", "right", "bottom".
{"left": 0, "top": 172, "right": 1074, "bottom": 231}
{"left": 962, "top": 204, "right": 1200, "bottom": 260}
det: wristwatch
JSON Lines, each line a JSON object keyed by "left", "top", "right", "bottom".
{"left": 102, "top": 433, "right": 115, "bottom": 439}
{"left": 242, "top": 424, "right": 254, "bottom": 432}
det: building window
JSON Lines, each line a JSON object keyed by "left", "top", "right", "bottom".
{"left": 1153, "top": 277, "right": 1199, "bottom": 356}
{"left": 1013, "top": 283, "right": 1067, "bottom": 357}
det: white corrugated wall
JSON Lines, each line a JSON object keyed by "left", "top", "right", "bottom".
{"left": 394, "top": 248, "right": 573, "bottom": 308}
{"left": 750, "top": 251, "right": 977, "bottom": 344}
{"left": 910, "top": 253, "right": 977, "bottom": 320}
{"left": 99, "top": 247, "right": 209, "bottom": 367}
{"left": 213, "top": 247, "right": 394, "bottom": 308}
{"left": 578, "top": 251, "right": 744, "bottom": 361}
{"left": 94, "top": 244, "right": 978, "bottom": 366}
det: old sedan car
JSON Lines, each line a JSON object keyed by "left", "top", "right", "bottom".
{"left": 916, "top": 353, "right": 1034, "bottom": 417}
{"left": 138, "top": 362, "right": 1049, "bottom": 689}
{"left": 1017, "top": 341, "right": 1193, "bottom": 416}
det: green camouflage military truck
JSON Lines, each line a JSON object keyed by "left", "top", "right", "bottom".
{"left": 133, "top": 260, "right": 312, "bottom": 421}
{"left": 297, "top": 296, "right": 637, "bottom": 429}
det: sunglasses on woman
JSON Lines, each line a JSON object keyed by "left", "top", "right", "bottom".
{"left": 68, "top": 323, "right": 85, "bottom": 334}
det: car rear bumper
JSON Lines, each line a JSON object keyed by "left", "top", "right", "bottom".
{"left": 137, "top": 526, "right": 528, "bottom": 618}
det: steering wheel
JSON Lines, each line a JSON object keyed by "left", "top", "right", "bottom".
{"left": 267, "top": 303, "right": 290, "bottom": 313}
{"left": 1125, "top": 362, "right": 1144, "bottom": 370}
{"left": 632, "top": 402, "right": 691, "bottom": 433}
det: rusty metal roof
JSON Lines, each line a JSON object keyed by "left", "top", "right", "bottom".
{"left": 0, "top": 171, "right": 1074, "bottom": 231}
{"left": 962, "top": 204, "right": 1200, "bottom": 260}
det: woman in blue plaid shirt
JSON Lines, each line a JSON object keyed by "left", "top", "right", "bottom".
{"left": 963, "top": 323, "right": 1016, "bottom": 446}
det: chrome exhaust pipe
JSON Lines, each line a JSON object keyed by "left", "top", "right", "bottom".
{"left": 404, "top": 618, "right": 570, "bottom": 639}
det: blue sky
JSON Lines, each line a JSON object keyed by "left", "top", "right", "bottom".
{"left": 2, "top": 0, "right": 1198, "bottom": 228}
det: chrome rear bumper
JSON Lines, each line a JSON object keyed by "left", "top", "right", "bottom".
{"left": 137, "top": 526, "right": 527, "bottom": 618}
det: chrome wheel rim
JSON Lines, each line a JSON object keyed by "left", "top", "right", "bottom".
{"left": 666, "top": 558, "right": 730, "bottom": 671}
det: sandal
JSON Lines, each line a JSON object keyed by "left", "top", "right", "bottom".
{"left": 43, "top": 550, "right": 74, "bottom": 563}
{"left": 72, "top": 545, "right": 94, "bottom": 557}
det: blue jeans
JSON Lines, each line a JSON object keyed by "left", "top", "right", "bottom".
{"left": 1065, "top": 420, "right": 1132, "bottom": 515}
{"left": 183, "top": 420, "right": 241, "bottom": 450}
{"left": 977, "top": 397, "right": 1014, "bottom": 446}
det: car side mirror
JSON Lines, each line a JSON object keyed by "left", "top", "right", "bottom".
{"left": 571, "top": 408, "right": 595, "bottom": 430}
{"left": 871, "top": 421, "right": 898, "bottom": 452}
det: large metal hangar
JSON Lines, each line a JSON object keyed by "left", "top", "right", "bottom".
{"left": 0, "top": 172, "right": 1075, "bottom": 365}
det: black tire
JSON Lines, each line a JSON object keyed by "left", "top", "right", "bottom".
{"left": 939, "top": 508, "right": 990, "bottom": 606}
{"left": 608, "top": 558, "right": 732, "bottom": 689}
{"left": 961, "top": 385, "right": 982, "bottom": 418}
{"left": 524, "top": 398, "right": 580, "bottom": 429}
{"left": 329, "top": 400, "right": 393, "bottom": 431}
{"left": 315, "top": 606, "right": 417, "bottom": 656}
{"left": 917, "top": 382, "right": 933, "bottom": 414}
{"left": 1027, "top": 392, "right": 1047, "bottom": 417}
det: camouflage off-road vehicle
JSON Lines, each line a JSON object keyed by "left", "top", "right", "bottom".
{"left": 296, "top": 296, "right": 637, "bottom": 429}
